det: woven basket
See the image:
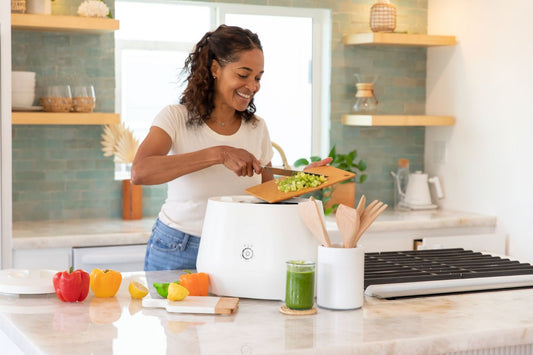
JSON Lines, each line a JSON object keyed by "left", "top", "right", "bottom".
{"left": 11, "top": 0, "right": 26, "bottom": 13}
{"left": 40, "top": 97, "right": 73, "bottom": 112}
{"left": 72, "top": 97, "right": 96, "bottom": 113}
{"left": 370, "top": 1, "right": 397, "bottom": 32}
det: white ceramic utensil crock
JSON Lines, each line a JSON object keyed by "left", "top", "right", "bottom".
{"left": 317, "top": 245, "right": 364, "bottom": 310}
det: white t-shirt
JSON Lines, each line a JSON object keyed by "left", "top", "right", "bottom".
{"left": 152, "top": 104, "right": 274, "bottom": 237}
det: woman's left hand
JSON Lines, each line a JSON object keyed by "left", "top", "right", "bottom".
{"left": 304, "top": 157, "right": 333, "bottom": 170}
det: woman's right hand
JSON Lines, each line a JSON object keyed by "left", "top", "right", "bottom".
{"left": 220, "top": 146, "right": 262, "bottom": 177}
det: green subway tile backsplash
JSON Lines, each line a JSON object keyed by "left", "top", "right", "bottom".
{"left": 12, "top": 0, "right": 428, "bottom": 221}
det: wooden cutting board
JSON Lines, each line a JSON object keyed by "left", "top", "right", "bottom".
{"left": 142, "top": 296, "right": 239, "bottom": 315}
{"left": 245, "top": 166, "right": 355, "bottom": 203}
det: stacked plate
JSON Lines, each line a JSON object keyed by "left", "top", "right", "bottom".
{"left": 0, "top": 269, "right": 57, "bottom": 294}
{"left": 12, "top": 71, "right": 39, "bottom": 110}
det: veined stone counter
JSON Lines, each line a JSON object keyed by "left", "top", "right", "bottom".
{"left": 12, "top": 218, "right": 155, "bottom": 249}
{"left": 0, "top": 270, "right": 531, "bottom": 355}
{"left": 12, "top": 209, "right": 496, "bottom": 250}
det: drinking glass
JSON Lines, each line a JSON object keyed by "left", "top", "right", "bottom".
{"left": 285, "top": 260, "right": 315, "bottom": 310}
{"left": 40, "top": 85, "right": 72, "bottom": 112}
{"left": 72, "top": 85, "right": 96, "bottom": 112}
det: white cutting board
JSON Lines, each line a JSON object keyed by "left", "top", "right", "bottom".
{"left": 0, "top": 269, "right": 57, "bottom": 294}
{"left": 142, "top": 295, "right": 239, "bottom": 315}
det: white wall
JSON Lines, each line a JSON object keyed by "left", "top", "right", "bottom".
{"left": 426, "top": 0, "right": 533, "bottom": 262}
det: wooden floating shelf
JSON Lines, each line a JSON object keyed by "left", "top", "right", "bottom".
{"left": 11, "top": 13, "right": 119, "bottom": 33}
{"left": 344, "top": 33, "right": 456, "bottom": 47}
{"left": 12, "top": 112, "right": 121, "bottom": 125}
{"left": 341, "top": 115, "right": 455, "bottom": 127}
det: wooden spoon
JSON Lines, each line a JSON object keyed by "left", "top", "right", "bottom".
{"left": 298, "top": 197, "right": 331, "bottom": 247}
{"left": 336, "top": 204, "right": 360, "bottom": 248}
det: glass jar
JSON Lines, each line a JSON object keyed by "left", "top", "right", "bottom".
{"left": 393, "top": 158, "right": 410, "bottom": 210}
{"left": 285, "top": 260, "right": 315, "bottom": 310}
{"left": 352, "top": 74, "right": 378, "bottom": 114}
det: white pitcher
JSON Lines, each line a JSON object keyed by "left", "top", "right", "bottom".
{"left": 404, "top": 171, "right": 443, "bottom": 206}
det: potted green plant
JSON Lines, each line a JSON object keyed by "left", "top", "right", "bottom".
{"left": 294, "top": 146, "right": 367, "bottom": 215}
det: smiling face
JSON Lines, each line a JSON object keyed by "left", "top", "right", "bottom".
{"left": 211, "top": 48, "right": 264, "bottom": 113}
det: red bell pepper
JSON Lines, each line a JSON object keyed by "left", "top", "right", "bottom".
{"left": 53, "top": 268, "right": 90, "bottom": 302}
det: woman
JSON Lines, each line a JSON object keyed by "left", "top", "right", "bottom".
{"left": 132, "top": 25, "right": 329, "bottom": 271}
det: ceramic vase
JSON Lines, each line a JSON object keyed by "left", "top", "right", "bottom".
{"left": 122, "top": 179, "right": 142, "bottom": 220}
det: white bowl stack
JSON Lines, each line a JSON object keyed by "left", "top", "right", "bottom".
{"left": 12, "top": 71, "right": 36, "bottom": 108}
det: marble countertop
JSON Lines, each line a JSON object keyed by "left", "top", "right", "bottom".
{"left": 12, "top": 209, "right": 496, "bottom": 250}
{"left": 12, "top": 218, "right": 156, "bottom": 249}
{"left": 1, "top": 270, "right": 532, "bottom": 355}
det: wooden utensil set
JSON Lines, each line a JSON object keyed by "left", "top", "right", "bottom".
{"left": 298, "top": 195, "right": 387, "bottom": 248}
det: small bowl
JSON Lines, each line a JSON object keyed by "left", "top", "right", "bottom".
{"left": 12, "top": 90, "right": 35, "bottom": 107}
{"left": 12, "top": 71, "right": 36, "bottom": 91}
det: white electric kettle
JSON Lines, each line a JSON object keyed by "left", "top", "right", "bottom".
{"left": 399, "top": 171, "right": 443, "bottom": 210}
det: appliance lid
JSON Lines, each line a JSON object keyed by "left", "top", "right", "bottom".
{"left": 209, "top": 195, "right": 306, "bottom": 205}
{"left": 364, "top": 248, "right": 533, "bottom": 299}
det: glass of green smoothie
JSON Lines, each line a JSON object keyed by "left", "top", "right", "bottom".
{"left": 285, "top": 260, "right": 315, "bottom": 310}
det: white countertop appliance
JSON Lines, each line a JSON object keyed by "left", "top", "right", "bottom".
{"left": 197, "top": 195, "right": 320, "bottom": 300}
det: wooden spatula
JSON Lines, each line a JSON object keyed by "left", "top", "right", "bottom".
{"left": 311, "top": 197, "right": 332, "bottom": 247}
{"left": 336, "top": 204, "right": 360, "bottom": 248}
{"left": 356, "top": 195, "right": 366, "bottom": 216}
{"left": 298, "top": 197, "right": 331, "bottom": 247}
{"left": 353, "top": 202, "right": 388, "bottom": 247}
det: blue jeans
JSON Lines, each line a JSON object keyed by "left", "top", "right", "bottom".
{"left": 144, "top": 218, "right": 200, "bottom": 271}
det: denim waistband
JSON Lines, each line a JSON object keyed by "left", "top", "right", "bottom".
{"left": 153, "top": 218, "right": 200, "bottom": 239}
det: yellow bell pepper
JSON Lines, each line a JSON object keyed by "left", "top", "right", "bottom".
{"left": 90, "top": 269, "right": 122, "bottom": 298}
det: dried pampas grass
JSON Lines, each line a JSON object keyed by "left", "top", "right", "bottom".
{"left": 101, "top": 123, "right": 139, "bottom": 164}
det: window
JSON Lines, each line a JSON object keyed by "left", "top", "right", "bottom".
{"left": 115, "top": 1, "right": 330, "bottom": 173}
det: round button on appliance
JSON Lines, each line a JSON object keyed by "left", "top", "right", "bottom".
{"left": 241, "top": 247, "right": 254, "bottom": 260}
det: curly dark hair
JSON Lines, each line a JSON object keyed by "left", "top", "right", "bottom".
{"left": 180, "top": 25, "right": 263, "bottom": 126}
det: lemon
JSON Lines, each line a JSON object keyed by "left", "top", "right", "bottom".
{"left": 167, "top": 283, "right": 189, "bottom": 301}
{"left": 128, "top": 281, "right": 149, "bottom": 299}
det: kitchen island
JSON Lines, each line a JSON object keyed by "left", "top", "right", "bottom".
{"left": 1, "top": 270, "right": 533, "bottom": 355}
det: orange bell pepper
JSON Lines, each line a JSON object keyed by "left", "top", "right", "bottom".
{"left": 178, "top": 271, "right": 209, "bottom": 296}
{"left": 90, "top": 269, "right": 122, "bottom": 298}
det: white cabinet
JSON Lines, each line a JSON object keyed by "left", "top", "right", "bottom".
{"left": 325, "top": 210, "right": 504, "bottom": 255}
{"left": 420, "top": 233, "right": 505, "bottom": 255}
{"left": 72, "top": 244, "right": 146, "bottom": 272}
{"left": 12, "top": 248, "right": 71, "bottom": 270}
{"left": 327, "top": 229, "right": 505, "bottom": 254}
{"left": 12, "top": 244, "right": 147, "bottom": 272}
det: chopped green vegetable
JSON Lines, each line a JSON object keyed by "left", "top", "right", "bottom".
{"left": 275, "top": 172, "right": 327, "bottom": 193}
{"left": 153, "top": 281, "right": 178, "bottom": 298}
